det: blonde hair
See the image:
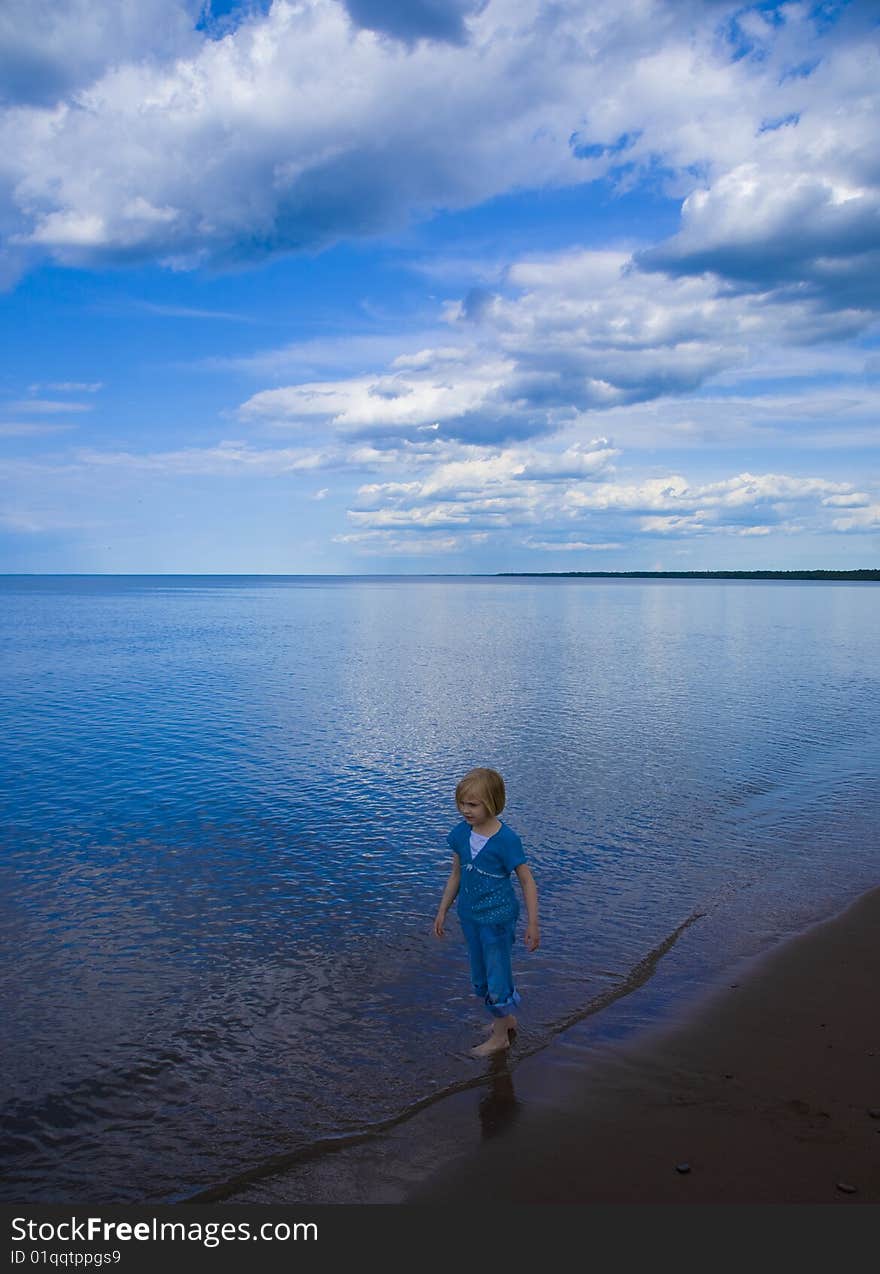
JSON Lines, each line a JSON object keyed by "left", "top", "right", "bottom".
{"left": 455, "top": 767, "right": 506, "bottom": 816}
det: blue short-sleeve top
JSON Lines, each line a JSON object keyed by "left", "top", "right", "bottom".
{"left": 447, "top": 820, "right": 527, "bottom": 924}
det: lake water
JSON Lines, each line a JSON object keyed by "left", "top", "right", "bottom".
{"left": 1, "top": 575, "right": 878, "bottom": 1203}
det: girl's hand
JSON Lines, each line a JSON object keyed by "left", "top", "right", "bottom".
{"left": 525, "top": 924, "right": 540, "bottom": 952}
{"left": 433, "top": 912, "right": 447, "bottom": 938}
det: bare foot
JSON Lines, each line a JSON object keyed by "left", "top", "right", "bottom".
{"left": 471, "top": 1031, "right": 510, "bottom": 1057}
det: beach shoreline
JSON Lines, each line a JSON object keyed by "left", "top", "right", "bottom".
{"left": 213, "top": 885, "right": 880, "bottom": 1206}
{"left": 408, "top": 884, "right": 880, "bottom": 1204}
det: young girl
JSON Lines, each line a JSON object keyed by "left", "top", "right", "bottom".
{"left": 433, "top": 767, "right": 540, "bottom": 1056}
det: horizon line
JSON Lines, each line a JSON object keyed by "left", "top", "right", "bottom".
{"left": 2, "top": 568, "right": 878, "bottom": 580}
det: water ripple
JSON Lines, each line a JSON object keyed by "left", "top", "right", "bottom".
{"left": 1, "top": 576, "right": 878, "bottom": 1201}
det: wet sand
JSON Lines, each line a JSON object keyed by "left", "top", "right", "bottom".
{"left": 409, "top": 886, "right": 880, "bottom": 1204}
{"left": 219, "top": 887, "right": 879, "bottom": 1206}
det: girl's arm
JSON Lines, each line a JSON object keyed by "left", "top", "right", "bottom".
{"left": 433, "top": 856, "right": 461, "bottom": 937}
{"left": 515, "top": 864, "right": 540, "bottom": 951}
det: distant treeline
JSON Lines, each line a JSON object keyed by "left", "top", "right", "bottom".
{"left": 497, "top": 570, "right": 880, "bottom": 581}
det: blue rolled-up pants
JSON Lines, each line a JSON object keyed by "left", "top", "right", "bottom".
{"left": 459, "top": 916, "right": 521, "bottom": 1018}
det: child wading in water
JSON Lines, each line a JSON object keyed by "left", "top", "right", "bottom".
{"left": 433, "top": 768, "right": 540, "bottom": 1056}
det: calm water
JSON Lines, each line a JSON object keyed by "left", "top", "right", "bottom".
{"left": 1, "top": 575, "right": 878, "bottom": 1202}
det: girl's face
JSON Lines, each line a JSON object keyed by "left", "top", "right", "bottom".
{"left": 458, "top": 793, "right": 491, "bottom": 826}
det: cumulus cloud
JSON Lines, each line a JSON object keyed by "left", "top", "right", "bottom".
{"left": 588, "top": 382, "right": 880, "bottom": 454}
{"left": 3, "top": 0, "right": 878, "bottom": 566}
{"left": 237, "top": 242, "right": 877, "bottom": 451}
{"left": 638, "top": 6, "right": 880, "bottom": 311}
{"left": 0, "top": 1, "right": 201, "bottom": 108}
{"left": 1, "top": 0, "right": 592, "bottom": 272}
{"left": 342, "top": 448, "right": 860, "bottom": 551}
{"left": 4, "top": 422, "right": 873, "bottom": 558}
{"left": 830, "top": 502, "right": 880, "bottom": 533}
{"left": 239, "top": 348, "right": 521, "bottom": 442}
{"left": 4, "top": 0, "right": 876, "bottom": 300}
{"left": 340, "top": 0, "right": 486, "bottom": 46}
{"left": 562, "top": 472, "right": 854, "bottom": 517}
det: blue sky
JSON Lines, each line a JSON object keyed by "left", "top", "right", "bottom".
{"left": 1, "top": 0, "right": 878, "bottom": 573}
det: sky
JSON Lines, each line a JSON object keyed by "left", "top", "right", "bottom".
{"left": 1, "top": 0, "right": 878, "bottom": 574}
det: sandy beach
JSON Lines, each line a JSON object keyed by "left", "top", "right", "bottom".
{"left": 409, "top": 886, "right": 880, "bottom": 1204}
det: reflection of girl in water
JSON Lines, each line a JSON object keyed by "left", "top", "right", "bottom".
{"left": 433, "top": 767, "right": 540, "bottom": 1057}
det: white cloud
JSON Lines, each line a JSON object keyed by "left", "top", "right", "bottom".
{"left": 521, "top": 538, "right": 623, "bottom": 551}
{"left": 0, "top": 421, "right": 78, "bottom": 436}
{"left": 136, "top": 302, "right": 252, "bottom": 321}
{"left": 639, "top": 13, "right": 880, "bottom": 310}
{"left": 71, "top": 439, "right": 334, "bottom": 475}
{"left": 639, "top": 512, "right": 709, "bottom": 535}
{"left": 5, "top": 398, "right": 92, "bottom": 414}
{"left": 235, "top": 242, "right": 880, "bottom": 452}
{"left": 3, "top": 0, "right": 876, "bottom": 304}
{"left": 239, "top": 349, "right": 515, "bottom": 439}
{"left": 32, "top": 381, "right": 104, "bottom": 392}
{"left": 2, "top": 2, "right": 878, "bottom": 568}
{"left": 220, "top": 218, "right": 880, "bottom": 557}
{"left": 0, "top": 0, "right": 580, "bottom": 269}
{"left": 343, "top": 454, "right": 863, "bottom": 550}
{"left": 831, "top": 503, "right": 880, "bottom": 533}
{"left": 4, "top": 421, "right": 875, "bottom": 558}
{"left": 822, "top": 493, "right": 870, "bottom": 509}
{"left": 564, "top": 472, "right": 854, "bottom": 515}
{"left": 332, "top": 529, "right": 471, "bottom": 555}
{"left": 585, "top": 383, "right": 880, "bottom": 454}
{"left": 340, "top": 0, "right": 486, "bottom": 46}
{"left": 0, "top": 1, "right": 201, "bottom": 107}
